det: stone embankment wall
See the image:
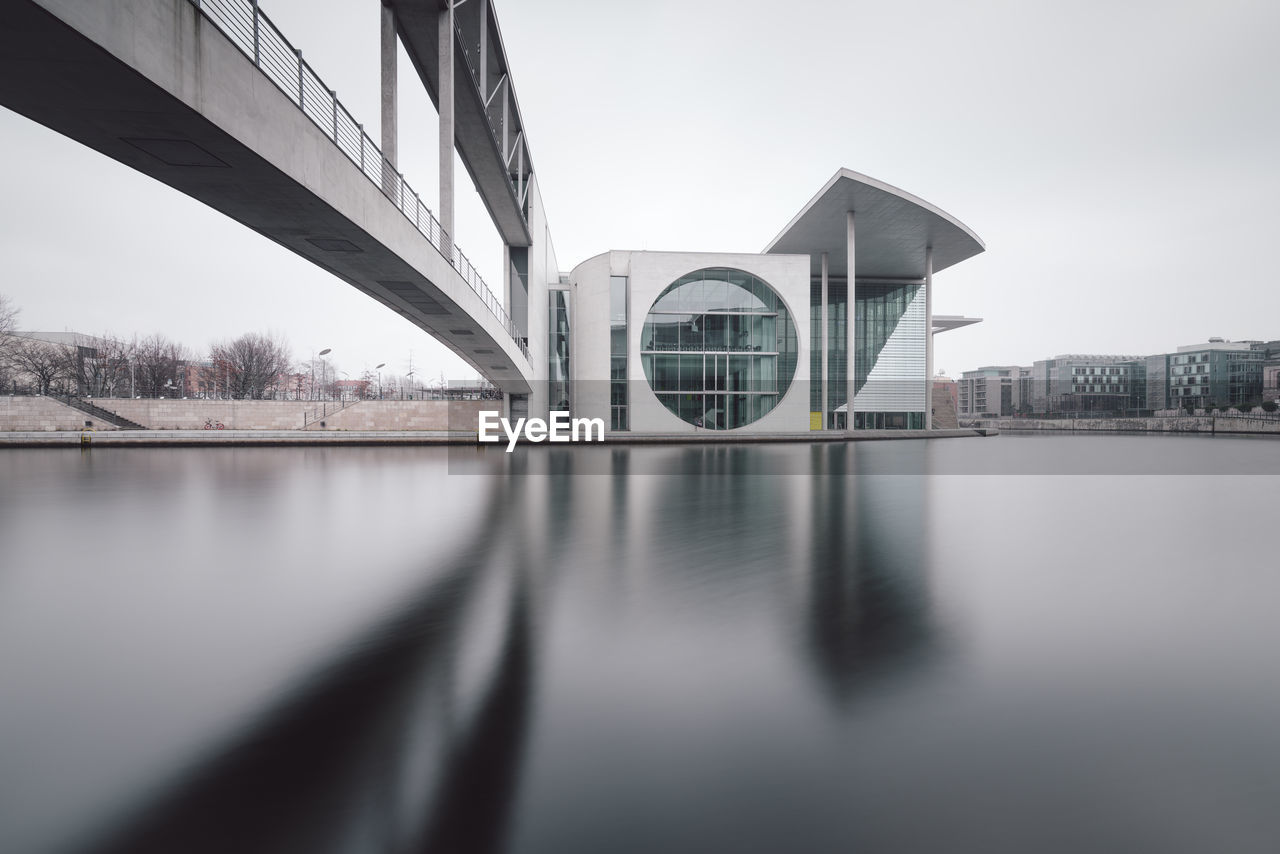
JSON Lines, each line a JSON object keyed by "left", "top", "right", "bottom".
{"left": 306, "top": 400, "right": 489, "bottom": 431}
{"left": 81, "top": 398, "right": 492, "bottom": 431}
{"left": 981, "top": 416, "right": 1280, "bottom": 436}
{"left": 0, "top": 396, "right": 120, "bottom": 431}
{"left": 99, "top": 399, "right": 312, "bottom": 430}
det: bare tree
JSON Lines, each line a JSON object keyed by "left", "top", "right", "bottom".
{"left": 8, "top": 337, "right": 73, "bottom": 395}
{"left": 207, "top": 331, "right": 293, "bottom": 399}
{"left": 133, "top": 334, "right": 189, "bottom": 398}
{"left": 67, "top": 333, "right": 135, "bottom": 398}
{"left": 0, "top": 293, "right": 18, "bottom": 392}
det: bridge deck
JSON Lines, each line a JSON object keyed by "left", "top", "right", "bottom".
{"left": 0, "top": 0, "right": 532, "bottom": 393}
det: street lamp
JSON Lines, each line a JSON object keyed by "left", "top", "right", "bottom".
{"left": 375, "top": 363, "right": 385, "bottom": 400}
{"left": 311, "top": 347, "right": 331, "bottom": 400}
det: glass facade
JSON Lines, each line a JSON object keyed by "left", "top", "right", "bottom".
{"left": 809, "top": 279, "right": 847, "bottom": 416}
{"left": 610, "top": 276, "right": 629, "bottom": 430}
{"left": 642, "top": 268, "right": 797, "bottom": 430}
{"left": 854, "top": 283, "right": 921, "bottom": 397}
{"left": 548, "top": 290, "right": 570, "bottom": 411}
{"left": 809, "top": 278, "right": 924, "bottom": 429}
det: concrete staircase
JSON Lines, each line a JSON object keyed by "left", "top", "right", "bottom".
{"left": 51, "top": 394, "right": 147, "bottom": 430}
{"left": 931, "top": 395, "right": 959, "bottom": 430}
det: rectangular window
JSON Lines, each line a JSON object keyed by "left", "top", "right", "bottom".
{"left": 611, "top": 276, "right": 629, "bottom": 430}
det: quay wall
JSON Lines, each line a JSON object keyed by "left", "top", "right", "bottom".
{"left": 0, "top": 396, "right": 120, "bottom": 432}
{"left": 978, "top": 416, "right": 1280, "bottom": 435}
{"left": 88, "top": 399, "right": 491, "bottom": 432}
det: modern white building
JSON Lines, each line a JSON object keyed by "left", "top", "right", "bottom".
{"left": 558, "top": 170, "right": 986, "bottom": 433}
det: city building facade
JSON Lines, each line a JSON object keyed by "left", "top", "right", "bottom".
{"left": 1166, "top": 339, "right": 1263, "bottom": 408}
{"left": 1027, "top": 355, "right": 1145, "bottom": 414}
{"left": 957, "top": 366, "right": 1027, "bottom": 417}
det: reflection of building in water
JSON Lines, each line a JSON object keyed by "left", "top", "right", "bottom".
{"left": 92, "top": 478, "right": 540, "bottom": 854}
{"left": 799, "top": 448, "right": 935, "bottom": 707}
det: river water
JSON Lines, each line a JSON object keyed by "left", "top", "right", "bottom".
{"left": 2, "top": 434, "right": 1279, "bottom": 853}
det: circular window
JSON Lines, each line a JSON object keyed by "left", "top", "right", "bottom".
{"left": 641, "top": 268, "right": 797, "bottom": 430}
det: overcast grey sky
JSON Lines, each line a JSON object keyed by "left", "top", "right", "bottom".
{"left": 2, "top": 0, "right": 1278, "bottom": 380}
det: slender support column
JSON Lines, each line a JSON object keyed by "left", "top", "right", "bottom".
{"left": 501, "top": 78, "right": 509, "bottom": 167}
{"left": 846, "top": 210, "right": 856, "bottom": 430}
{"left": 925, "top": 245, "right": 934, "bottom": 430}
{"left": 379, "top": 2, "right": 397, "bottom": 194}
{"left": 820, "top": 252, "right": 829, "bottom": 430}
{"left": 438, "top": 1, "right": 455, "bottom": 255}
{"left": 503, "top": 243, "right": 512, "bottom": 317}
{"left": 478, "top": 0, "right": 489, "bottom": 93}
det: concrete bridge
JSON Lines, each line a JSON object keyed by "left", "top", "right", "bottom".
{"left": 0, "top": 0, "right": 554, "bottom": 403}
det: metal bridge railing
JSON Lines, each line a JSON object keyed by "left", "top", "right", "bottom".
{"left": 189, "top": 0, "right": 530, "bottom": 364}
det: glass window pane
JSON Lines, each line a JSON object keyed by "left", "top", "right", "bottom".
{"left": 751, "top": 277, "right": 774, "bottom": 312}
{"left": 701, "top": 397, "right": 724, "bottom": 430}
{"left": 653, "top": 318, "right": 679, "bottom": 351}
{"left": 703, "top": 314, "right": 727, "bottom": 351}
{"left": 727, "top": 356, "right": 751, "bottom": 391}
{"left": 653, "top": 355, "right": 678, "bottom": 391}
{"left": 750, "top": 315, "right": 765, "bottom": 351}
{"left": 677, "top": 393, "right": 699, "bottom": 424}
{"left": 679, "top": 314, "right": 703, "bottom": 350}
{"left": 679, "top": 355, "right": 702, "bottom": 391}
{"left": 707, "top": 354, "right": 725, "bottom": 391}
{"left": 760, "top": 315, "right": 776, "bottom": 351}
{"left": 654, "top": 287, "right": 681, "bottom": 313}
{"left": 704, "top": 278, "right": 727, "bottom": 312}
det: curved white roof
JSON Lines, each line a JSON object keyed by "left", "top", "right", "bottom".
{"left": 765, "top": 169, "right": 985, "bottom": 279}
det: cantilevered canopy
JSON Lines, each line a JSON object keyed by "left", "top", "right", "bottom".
{"left": 765, "top": 169, "right": 984, "bottom": 278}
{"left": 932, "top": 315, "right": 983, "bottom": 334}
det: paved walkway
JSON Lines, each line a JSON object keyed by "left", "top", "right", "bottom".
{"left": 0, "top": 428, "right": 991, "bottom": 447}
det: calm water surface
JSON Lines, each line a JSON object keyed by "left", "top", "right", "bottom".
{"left": 2, "top": 435, "right": 1279, "bottom": 853}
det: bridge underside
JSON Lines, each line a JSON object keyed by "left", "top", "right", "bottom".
{"left": 0, "top": 0, "right": 531, "bottom": 394}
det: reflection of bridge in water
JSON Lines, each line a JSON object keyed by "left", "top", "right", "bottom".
{"left": 0, "top": 0, "right": 556, "bottom": 404}
{"left": 89, "top": 468, "right": 541, "bottom": 854}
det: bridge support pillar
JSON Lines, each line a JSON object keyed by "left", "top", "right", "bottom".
{"left": 378, "top": 0, "right": 394, "bottom": 169}
{"left": 380, "top": 2, "right": 397, "bottom": 193}
{"left": 439, "top": 1, "right": 455, "bottom": 256}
